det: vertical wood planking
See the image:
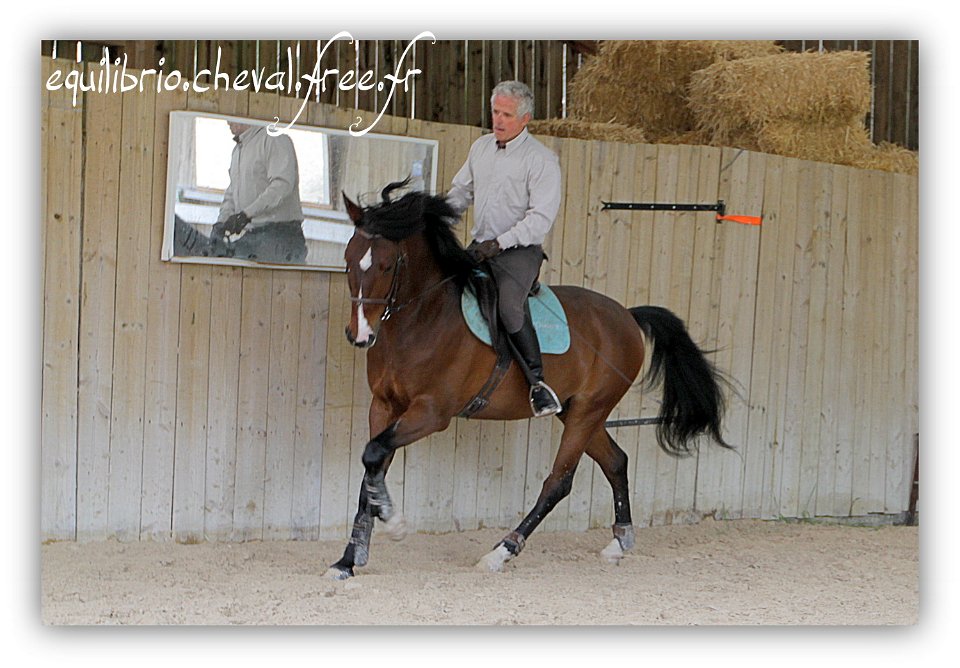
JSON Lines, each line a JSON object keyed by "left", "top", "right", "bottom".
{"left": 663, "top": 145, "right": 701, "bottom": 522}
{"left": 777, "top": 160, "right": 816, "bottom": 518}
{"left": 744, "top": 154, "right": 785, "bottom": 519}
{"left": 865, "top": 170, "right": 891, "bottom": 514}
{"left": 852, "top": 171, "right": 885, "bottom": 515}
{"left": 648, "top": 145, "right": 682, "bottom": 524}
{"left": 833, "top": 168, "right": 862, "bottom": 517}
{"left": 141, "top": 84, "right": 190, "bottom": 541}
{"left": 885, "top": 173, "right": 911, "bottom": 513}
{"left": 626, "top": 144, "right": 660, "bottom": 527}
{"left": 318, "top": 272, "right": 357, "bottom": 540}
{"left": 108, "top": 75, "right": 157, "bottom": 541}
{"left": 675, "top": 148, "right": 720, "bottom": 521}
{"left": 41, "top": 58, "right": 84, "bottom": 540}
{"left": 901, "top": 174, "right": 919, "bottom": 509}
{"left": 813, "top": 166, "right": 849, "bottom": 516}
{"left": 795, "top": 162, "right": 834, "bottom": 517}
{"left": 721, "top": 151, "right": 764, "bottom": 518}
{"left": 291, "top": 268, "right": 329, "bottom": 540}
{"left": 75, "top": 62, "right": 122, "bottom": 540}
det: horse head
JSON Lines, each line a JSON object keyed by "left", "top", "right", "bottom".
{"left": 342, "top": 182, "right": 472, "bottom": 348}
{"left": 342, "top": 193, "right": 405, "bottom": 348}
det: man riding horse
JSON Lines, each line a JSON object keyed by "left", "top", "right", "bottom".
{"left": 446, "top": 80, "right": 563, "bottom": 418}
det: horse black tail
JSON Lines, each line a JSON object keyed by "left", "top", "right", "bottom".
{"left": 629, "top": 305, "right": 733, "bottom": 457}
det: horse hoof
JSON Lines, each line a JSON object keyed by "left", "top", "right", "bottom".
{"left": 600, "top": 538, "right": 624, "bottom": 565}
{"left": 382, "top": 513, "right": 407, "bottom": 541}
{"left": 476, "top": 545, "right": 511, "bottom": 573}
{"left": 324, "top": 566, "right": 354, "bottom": 580}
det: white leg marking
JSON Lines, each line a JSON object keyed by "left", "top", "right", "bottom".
{"left": 600, "top": 538, "right": 625, "bottom": 565}
{"left": 476, "top": 545, "right": 512, "bottom": 573}
{"left": 381, "top": 513, "right": 407, "bottom": 541}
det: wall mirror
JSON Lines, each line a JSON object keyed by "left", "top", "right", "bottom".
{"left": 162, "top": 110, "right": 438, "bottom": 271}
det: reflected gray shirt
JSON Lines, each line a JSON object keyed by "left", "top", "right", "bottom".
{"left": 446, "top": 128, "right": 562, "bottom": 249}
{"left": 219, "top": 126, "right": 304, "bottom": 227}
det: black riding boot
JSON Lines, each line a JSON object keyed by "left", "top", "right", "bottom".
{"left": 508, "top": 313, "right": 562, "bottom": 417}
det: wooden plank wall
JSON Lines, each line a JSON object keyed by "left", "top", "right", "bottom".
{"left": 40, "top": 57, "right": 918, "bottom": 542}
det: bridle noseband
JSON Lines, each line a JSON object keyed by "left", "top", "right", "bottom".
{"left": 348, "top": 229, "right": 457, "bottom": 323}
{"left": 349, "top": 240, "right": 407, "bottom": 322}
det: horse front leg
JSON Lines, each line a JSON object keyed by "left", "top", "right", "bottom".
{"left": 324, "top": 449, "right": 401, "bottom": 580}
{"left": 326, "top": 397, "right": 449, "bottom": 579}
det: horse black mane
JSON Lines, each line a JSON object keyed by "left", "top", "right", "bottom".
{"left": 357, "top": 180, "right": 474, "bottom": 286}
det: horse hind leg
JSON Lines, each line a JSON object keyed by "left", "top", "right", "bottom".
{"left": 586, "top": 431, "right": 636, "bottom": 565}
{"left": 476, "top": 417, "right": 592, "bottom": 573}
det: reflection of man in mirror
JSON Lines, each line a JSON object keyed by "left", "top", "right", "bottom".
{"left": 213, "top": 121, "right": 308, "bottom": 264}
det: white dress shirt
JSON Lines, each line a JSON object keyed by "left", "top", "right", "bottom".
{"left": 218, "top": 126, "right": 304, "bottom": 228}
{"left": 447, "top": 128, "right": 562, "bottom": 249}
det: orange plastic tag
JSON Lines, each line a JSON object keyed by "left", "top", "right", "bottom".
{"left": 717, "top": 214, "right": 763, "bottom": 226}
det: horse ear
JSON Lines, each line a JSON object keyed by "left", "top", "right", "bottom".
{"left": 342, "top": 192, "right": 363, "bottom": 225}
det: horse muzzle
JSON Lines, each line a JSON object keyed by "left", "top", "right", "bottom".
{"left": 345, "top": 325, "right": 377, "bottom": 349}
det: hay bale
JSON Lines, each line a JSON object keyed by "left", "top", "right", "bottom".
{"left": 688, "top": 50, "right": 872, "bottom": 146}
{"left": 569, "top": 40, "right": 782, "bottom": 141}
{"left": 850, "top": 141, "right": 919, "bottom": 175}
{"left": 527, "top": 118, "right": 647, "bottom": 144}
{"left": 656, "top": 129, "right": 712, "bottom": 146}
{"left": 755, "top": 120, "right": 874, "bottom": 163}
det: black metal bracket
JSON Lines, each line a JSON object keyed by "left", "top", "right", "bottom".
{"left": 601, "top": 199, "right": 727, "bottom": 219}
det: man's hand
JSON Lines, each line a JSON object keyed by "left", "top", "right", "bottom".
{"left": 466, "top": 239, "right": 501, "bottom": 263}
{"left": 224, "top": 211, "right": 251, "bottom": 235}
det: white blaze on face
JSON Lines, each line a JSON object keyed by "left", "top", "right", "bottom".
{"left": 356, "top": 287, "right": 375, "bottom": 344}
{"left": 359, "top": 247, "right": 373, "bottom": 272}
{"left": 355, "top": 247, "right": 375, "bottom": 343}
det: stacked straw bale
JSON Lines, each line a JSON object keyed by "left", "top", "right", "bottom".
{"left": 568, "top": 40, "right": 782, "bottom": 141}
{"left": 545, "top": 42, "right": 916, "bottom": 174}
{"left": 687, "top": 50, "right": 879, "bottom": 164}
{"left": 851, "top": 141, "right": 919, "bottom": 175}
{"left": 527, "top": 118, "right": 647, "bottom": 144}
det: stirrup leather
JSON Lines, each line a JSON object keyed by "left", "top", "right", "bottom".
{"left": 529, "top": 381, "right": 562, "bottom": 417}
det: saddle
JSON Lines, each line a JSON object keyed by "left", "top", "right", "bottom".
{"left": 456, "top": 270, "right": 570, "bottom": 418}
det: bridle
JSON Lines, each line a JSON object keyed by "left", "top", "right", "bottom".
{"left": 348, "top": 230, "right": 457, "bottom": 323}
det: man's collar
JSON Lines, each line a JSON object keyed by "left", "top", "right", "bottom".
{"left": 235, "top": 125, "right": 261, "bottom": 144}
{"left": 495, "top": 127, "right": 529, "bottom": 152}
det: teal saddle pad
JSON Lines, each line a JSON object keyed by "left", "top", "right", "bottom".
{"left": 461, "top": 283, "right": 570, "bottom": 354}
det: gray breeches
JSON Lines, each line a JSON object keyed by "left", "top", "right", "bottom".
{"left": 487, "top": 245, "right": 545, "bottom": 334}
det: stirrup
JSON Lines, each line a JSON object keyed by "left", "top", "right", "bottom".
{"left": 529, "top": 381, "right": 562, "bottom": 417}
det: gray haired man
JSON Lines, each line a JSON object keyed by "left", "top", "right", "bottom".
{"left": 447, "top": 80, "right": 563, "bottom": 417}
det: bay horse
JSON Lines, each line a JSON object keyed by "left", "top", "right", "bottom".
{"left": 327, "top": 181, "right": 731, "bottom": 579}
